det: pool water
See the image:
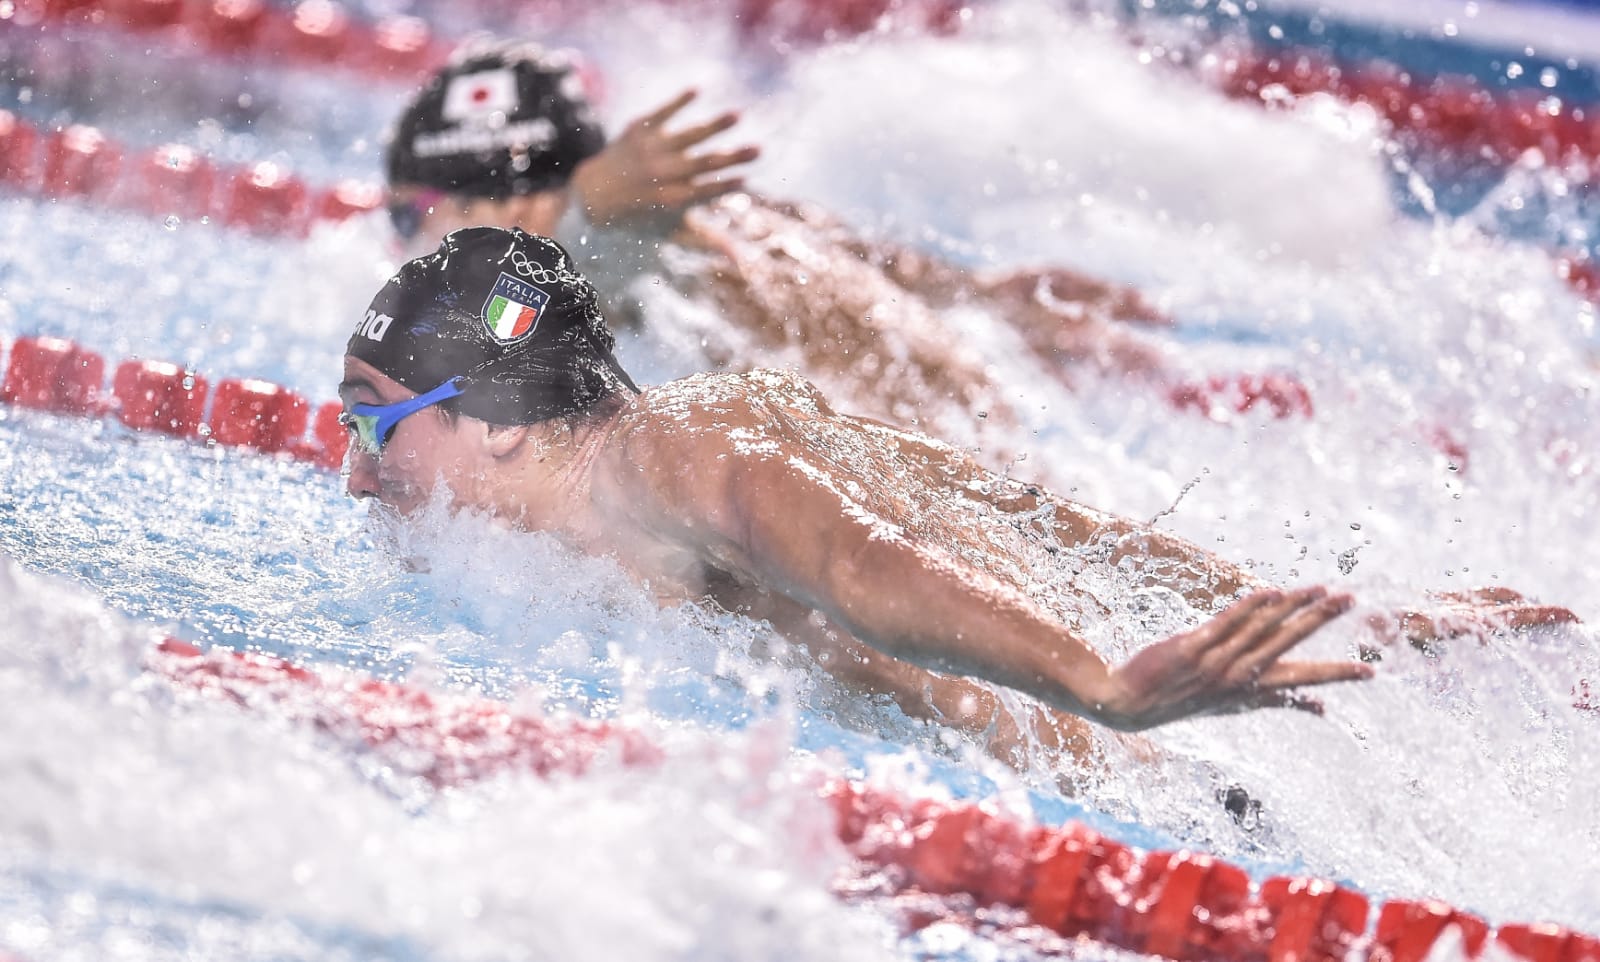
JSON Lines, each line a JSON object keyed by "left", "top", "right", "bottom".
{"left": 2, "top": 1, "right": 1598, "bottom": 959}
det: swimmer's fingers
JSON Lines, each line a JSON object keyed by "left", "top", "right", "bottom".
{"left": 1253, "top": 658, "right": 1374, "bottom": 690}
{"left": 1177, "top": 589, "right": 1292, "bottom": 654}
{"left": 658, "top": 174, "right": 749, "bottom": 209}
{"left": 1104, "top": 655, "right": 1368, "bottom": 730}
{"left": 1102, "top": 588, "right": 1358, "bottom": 729}
{"left": 1379, "top": 598, "right": 1580, "bottom": 649}
{"left": 1188, "top": 662, "right": 1368, "bottom": 724}
{"left": 631, "top": 88, "right": 699, "bottom": 131}
{"left": 1132, "top": 588, "right": 1301, "bottom": 693}
{"left": 1214, "top": 592, "right": 1355, "bottom": 687}
{"left": 1186, "top": 587, "right": 1328, "bottom": 666}
{"left": 663, "top": 110, "right": 743, "bottom": 151}
{"left": 1499, "top": 604, "right": 1582, "bottom": 628}
{"left": 672, "top": 145, "right": 762, "bottom": 180}
{"left": 1458, "top": 602, "right": 1581, "bottom": 636}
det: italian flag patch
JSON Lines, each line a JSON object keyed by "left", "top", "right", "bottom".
{"left": 480, "top": 272, "right": 551, "bottom": 343}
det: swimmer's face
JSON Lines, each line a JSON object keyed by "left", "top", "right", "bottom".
{"left": 393, "top": 185, "right": 570, "bottom": 252}
{"left": 339, "top": 356, "right": 495, "bottom": 517}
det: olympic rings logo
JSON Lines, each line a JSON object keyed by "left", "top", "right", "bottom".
{"left": 510, "top": 249, "right": 570, "bottom": 286}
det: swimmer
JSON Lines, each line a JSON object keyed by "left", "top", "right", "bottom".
{"left": 383, "top": 38, "right": 759, "bottom": 253}
{"left": 340, "top": 225, "right": 1389, "bottom": 764}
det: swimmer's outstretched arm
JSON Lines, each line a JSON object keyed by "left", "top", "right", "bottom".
{"left": 602, "top": 405, "right": 1373, "bottom": 732}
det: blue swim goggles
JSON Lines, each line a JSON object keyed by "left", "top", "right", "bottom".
{"left": 339, "top": 377, "right": 465, "bottom": 456}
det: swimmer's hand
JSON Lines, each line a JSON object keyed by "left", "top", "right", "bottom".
{"left": 571, "top": 88, "right": 762, "bottom": 232}
{"left": 1091, "top": 587, "right": 1370, "bottom": 731}
{"left": 1367, "top": 587, "right": 1580, "bottom": 653}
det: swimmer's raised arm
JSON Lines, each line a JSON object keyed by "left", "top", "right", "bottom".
{"left": 571, "top": 88, "right": 761, "bottom": 231}
{"left": 597, "top": 392, "right": 1372, "bottom": 732}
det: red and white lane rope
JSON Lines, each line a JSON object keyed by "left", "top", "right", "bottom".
{"left": 0, "top": 328, "right": 1310, "bottom": 490}
{"left": 0, "top": 333, "right": 348, "bottom": 470}
{"left": 2, "top": 0, "right": 450, "bottom": 80}
{"left": 146, "top": 637, "right": 1600, "bottom": 962}
{"left": 0, "top": 0, "right": 961, "bottom": 72}
{"left": 0, "top": 110, "right": 382, "bottom": 237}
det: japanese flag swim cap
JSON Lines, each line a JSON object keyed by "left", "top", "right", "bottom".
{"left": 348, "top": 226, "right": 638, "bottom": 425}
{"left": 385, "top": 39, "right": 604, "bottom": 199}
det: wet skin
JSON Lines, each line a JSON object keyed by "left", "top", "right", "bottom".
{"left": 341, "top": 356, "right": 1376, "bottom": 750}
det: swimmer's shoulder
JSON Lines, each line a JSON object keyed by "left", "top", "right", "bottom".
{"left": 597, "top": 369, "right": 835, "bottom": 500}
{"left": 592, "top": 369, "right": 812, "bottom": 531}
{"left": 612, "top": 369, "right": 837, "bottom": 443}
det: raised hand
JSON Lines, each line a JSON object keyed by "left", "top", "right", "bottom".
{"left": 1092, "top": 587, "right": 1370, "bottom": 731}
{"left": 570, "top": 88, "right": 761, "bottom": 231}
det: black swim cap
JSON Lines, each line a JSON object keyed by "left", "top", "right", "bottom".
{"left": 348, "top": 226, "right": 638, "bottom": 425}
{"left": 385, "top": 39, "right": 605, "bottom": 199}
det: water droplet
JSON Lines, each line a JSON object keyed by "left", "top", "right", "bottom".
{"left": 163, "top": 215, "right": 180, "bottom": 230}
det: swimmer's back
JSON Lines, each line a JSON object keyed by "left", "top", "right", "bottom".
{"left": 596, "top": 368, "right": 1080, "bottom": 601}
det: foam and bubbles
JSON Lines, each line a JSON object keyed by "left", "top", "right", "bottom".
{"left": 0, "top": 553, "right": 914, "bottom": 962}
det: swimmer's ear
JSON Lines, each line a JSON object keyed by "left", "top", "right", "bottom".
{"left": 483, "top": 423, "right": 530, "bottom": 459}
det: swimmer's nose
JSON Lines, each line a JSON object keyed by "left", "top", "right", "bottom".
{"left": 345, "top": 453, "right": 380, "bottom": 501}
